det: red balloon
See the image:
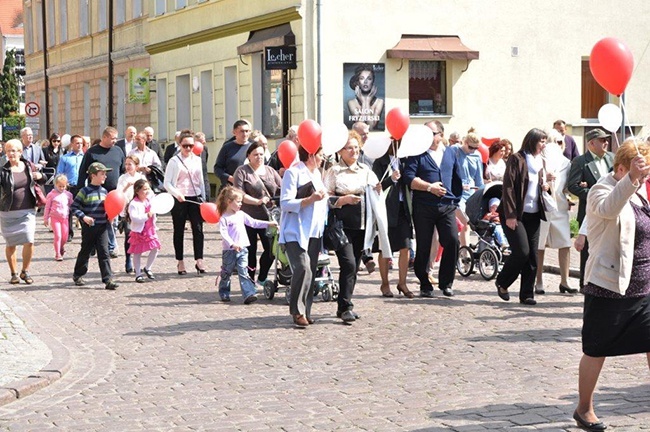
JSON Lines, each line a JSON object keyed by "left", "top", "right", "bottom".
{"left": 105, "top": 190, "right": 126, "bottom": 221}
{"left": 385, "top": 107, "right": 410, "bottom": 140}
{"left": 199, "top": 202, "right": 220, "bottom": 224}
{"left": 477, "top": 143, "right": 489, "bottom": 164}
{"left": 297, "top": 119, "right": 322, "bottom": 154}
{"left": 277, "top": 140, "right": 298, "bottom": 169}
{"left": 590, "top": 37, "right": 634, "bottom": 96}
{"left": 192, "top": 141, "right": 204, "bottom": 156}
{"left": 481, "top": 137, "right": 500, "bottom": 146}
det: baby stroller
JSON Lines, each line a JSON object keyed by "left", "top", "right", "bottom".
{"left": 262, "top": 206, "right": 339, "bottom": 303}
{"left": 456, "top": 181, "right": 508, "bottom": 280}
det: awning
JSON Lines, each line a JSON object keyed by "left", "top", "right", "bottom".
{"left": 237, "top": 23, "right": 295, "bottom": 55}
{"left": 386, "top": 35, "right": 479, "bottom": 61}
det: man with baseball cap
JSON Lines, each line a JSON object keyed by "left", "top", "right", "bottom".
{"left": 567, "top": 128, "right": 615, "bottom": 289}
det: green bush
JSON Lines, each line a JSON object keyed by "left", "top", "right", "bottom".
{"left": 1, "top": 115, "right": 24, "bottom": 141}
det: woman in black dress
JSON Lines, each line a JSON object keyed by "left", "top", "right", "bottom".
{"left": 372, "top": 139, "right": 414, "bottom": 298}
{"left": 573, "top": 139, "right": 650, "bottom": 432}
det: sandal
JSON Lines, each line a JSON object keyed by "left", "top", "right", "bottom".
{"left": 19, "top": 270, "right": 33, "bottom": 285}
{"left": 9, "top": 273, "right": 19, "bottom": 284}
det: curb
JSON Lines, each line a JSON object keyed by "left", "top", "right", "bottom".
{"left": 544, "top": 264, "right": 580, "bottom": 280}
{"left": 0, "top": 314, "right": 71, "bottom": 407}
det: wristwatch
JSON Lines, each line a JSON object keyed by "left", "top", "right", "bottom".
{"left": 426, "top": 184, "right": 434, "bottom": 193}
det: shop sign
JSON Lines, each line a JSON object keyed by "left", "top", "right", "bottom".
{"left": 128, "top": 68, "right": 150, "bottom": 103}
{"left": 265, "top": 46, "right": 297, "bottom": 70}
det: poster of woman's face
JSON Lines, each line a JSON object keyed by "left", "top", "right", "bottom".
{"left": 343, "top": 63, "right": 385, "bottom": 131}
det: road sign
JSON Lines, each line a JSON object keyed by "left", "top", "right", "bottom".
{"left": 25, "top": 101, "right": 40, "bottom": 117}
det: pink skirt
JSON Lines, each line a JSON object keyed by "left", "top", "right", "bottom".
{"left": 128, "top": 231, "right": 161, "bottom": 254}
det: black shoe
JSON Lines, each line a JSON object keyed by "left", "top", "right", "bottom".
{"left": 142, "top": 268, "right": 155, "bottom": 279}
{"left": 441, "top": 287, "right": 454, "bottom": 297}
{"left": 135, "top": 275, "right": 146, "bottom": 283}
{"left": 243, "top": 295, "right": 258, "bottom": 305}
{"left": 419, "top": 290, "right": 434, "bottom": 298}
{"left": 519, "top": 298, "right": 537, "bottom": 305}
{"left": 105, "top": 280, "right": 119, "bottom": 290}
{"left": 535, "top": 286, "right": 545, "bottom": 295}
{"left": 560, "top": 284, "right": 579, "bottom": 294}
{"left": 336, "top": 310, "right": 360, "bottom": 320}
{"left": 125, "top": 267, "right": 134, "bottom": 274}
{"left": 73, "top": 277, "right": 85, "bottom": 286}
{"left": 340, "top": 310, "right": 356, "bottom": 323}
{"left": 109, "top": 251, "right": 118, "bottom": 259}
{"left": 573, "top": 410, "right": 607, "bottom": 431}
{"left": 496, "top": 282, "right": 510, "bottom": 301}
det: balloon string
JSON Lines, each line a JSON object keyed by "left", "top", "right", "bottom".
{"left": 185, "top": 199, "right": 203, "bottom": 205}
{"left": 619, "top": 98, "right": 639, "bottom": 155}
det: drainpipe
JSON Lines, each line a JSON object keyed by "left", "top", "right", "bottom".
{"left": 107, "top": 0, "right": 114, "bottom": 126}
{"left": 316, "top": 0, "right": 322, "bottom": 123}
{"left": 40, "top": 0, "right": 50, "bottom": 138}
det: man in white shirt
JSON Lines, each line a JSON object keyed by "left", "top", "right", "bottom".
{"left": 116, "top": 126, "right": 137, "bottom": 157}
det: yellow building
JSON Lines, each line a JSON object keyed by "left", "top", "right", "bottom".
{"left": 24, "top": 0, "right": 650, "bottom": 164}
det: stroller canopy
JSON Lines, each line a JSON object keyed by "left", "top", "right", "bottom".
{"left": 464, "top": 181, "right": 503, "bottom": 226}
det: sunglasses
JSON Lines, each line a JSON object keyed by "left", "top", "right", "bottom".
{"left": 182, "top": 144, "right": 194, "bottom": 149}
{"left": 52, "top": 139, "right": 61, "bottom": 142}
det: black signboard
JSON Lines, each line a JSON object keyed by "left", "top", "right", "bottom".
{"left": 265, "top": 46, "right": 297, "bottom": 70}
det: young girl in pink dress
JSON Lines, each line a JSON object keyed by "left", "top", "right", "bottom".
{"left": 43, "top": 174, "right": 74, "bottom": 261}
{"left": 127, "top": 179, "right": 161, "bottom": 283}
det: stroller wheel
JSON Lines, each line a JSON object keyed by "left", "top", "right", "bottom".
{"left": 456, "top": 246, "right": 474, "bottom": 277}
{"left": 331, "top": 283, "right": 340, "bottom": 301}
{"left": 322, "top": 284, "right": 333, "bottom": 302}
{"left": 263, "top": 280, "right": 277, "bottom": 300}
{"left": 478, "top": 248, "right": 499, "bottom": 280}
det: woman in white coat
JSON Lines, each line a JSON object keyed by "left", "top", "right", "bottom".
{"left": 535, "top": 130, "right": 578, "bottom": 294}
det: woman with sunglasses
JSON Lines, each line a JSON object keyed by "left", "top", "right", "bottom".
{"left": 43, "top": 133, "right": 63, "bottom": 170}
{"left": 163, "top": 129, "right": 206, "bottom": 275}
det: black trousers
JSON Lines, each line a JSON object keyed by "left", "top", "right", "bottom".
{"left": 496, "top": 211, "right": 541, "bottom": 301}
{"left": 68, "top": 185, "right": 79, "bottom": 238}
{"left": 412, "top": 203, "right": 459, "bottom": 292}
{"left": 245, "top": 226, "right": 274, "bottom": 282}
{"left": 335, "top": 228, "right": 365, "bottom": 313}
{"left": 170, "top": 197, "right": 204, "bottom": 261}
{"left": 74, "top": 223, "right": 112, "bottom": 283}
{"left": 285, "top": 238, "right": 321, "bottom": 319}
{"left": 579, "top": 239, "right": 589, "bottom": 289}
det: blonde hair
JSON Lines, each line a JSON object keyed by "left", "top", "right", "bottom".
{"left": 464, "top": 132, "right": 480, "bottom": 146}
{"left": 216, "top": 186, "right": 244, "bottom": 215}
{"left": 613, "top": 138, "right": 650, "bottom": 172}
{"left": 4, "top": 139, "right": 22, "bottom": 152}
{"left": 54, "top": 174, "right": 68, "bottom": 186}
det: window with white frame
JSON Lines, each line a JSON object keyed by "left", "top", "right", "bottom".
{"left": 35, "top": 2, "right": 43, "bottom": 51}
{"left": 155, "top": 0, "right": 166, "bottom": 16}
{"left": 176, "top": 0, "right": 188, "bottom": 9}
{"left": 157, "top": 78, "right": 168, "bottom": 141}
{"left": 98, "top": 0, "right": 107, "bottom": 31}
{"left": 117, "top": 75, "right": 126, "bottom": 133}
{"left": 84, "top": 83, "right": 91, "bottom": 135}
{"left": 133, "top": 0, "right": 143, "bottom": 18}
{"left": 116, "top": 0, "right": 126, "bottom": 25}
{"left": 200, "top": 70, "right": 214, "bottom": 140}
{"left": 99, "top": 79, "right": 108, "bottom": 130}
{"left": 47, "top": 0, "right": 56, "bottom": 47}
{"left": 64, "top": 86, "right": 71, "bottom": 133}
{"left": 409, "top": 60, "right": 447, "bottom": 115}
{"left": 176, "top": 75, "right": 191, "bottom": 130}
{"left": 79, "top": 0, "right": 89, "bottom": 37}
{"left": 52, "top": 90, "right": 59, "bottom": 134}
{"left": 60, "top": 0, "right": 68, "bottom": 42}
{"left": 24, "top": 7, "right": 33, "bottom": 54}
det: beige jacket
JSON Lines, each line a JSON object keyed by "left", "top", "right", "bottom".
{"left": 585, "top": 172, "right": 644, "bottom": 295}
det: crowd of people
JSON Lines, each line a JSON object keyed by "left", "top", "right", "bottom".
{"left": 1, "top": 117, "right": 650, "bottom": 429}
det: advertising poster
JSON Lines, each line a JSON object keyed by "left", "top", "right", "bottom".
{"left": 343, "top": 63, "right": 385, "bottom": 131}
{"left": 128, "top": 68, "right": 150, "bottom": 103}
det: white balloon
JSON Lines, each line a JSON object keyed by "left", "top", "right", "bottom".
{"left": 321, "top": 123, "right": 349, "bottom": 156}
{"left": 598, "top": 103, "right": 622, "bottom": 133}
{"left": 362, "top": 135, "right": 392, "bottom": 159}
{"left": 150, "top": 192, "right": 175, "bottom": 214}
{"left": 61, "top": 134, "right": 71, "bottom": 147}
{"left": 397, "top": 125, "right": 434, "bottom": 158}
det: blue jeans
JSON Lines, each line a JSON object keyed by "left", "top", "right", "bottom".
{"left": 219, "top": 249, "right": 256, "bottom": 299}
{"left": 107, "top": 218, "right": 117, "bottom": 253}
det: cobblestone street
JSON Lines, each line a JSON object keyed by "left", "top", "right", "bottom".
{"left": 0, "top": 216, "right": 648, "bottom": 431}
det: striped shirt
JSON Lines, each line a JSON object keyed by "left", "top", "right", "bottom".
{"left": 71, "top": 184, "right": 108, "bottom": 225}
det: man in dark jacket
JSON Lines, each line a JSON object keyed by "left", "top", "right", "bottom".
{"left": 213, "top": 119, "right": 252, "bottom": 190}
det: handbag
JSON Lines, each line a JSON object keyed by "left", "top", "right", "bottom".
{"left": 34, "top": 184, "right": 47, "bottom": 208}
{"left": 540, "top": 160, "right": 558, "bottom": 213}
{"left": 323, "top": 210, "right": 349, "bottom": 251}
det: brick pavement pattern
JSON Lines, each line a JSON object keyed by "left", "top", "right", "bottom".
{"left": 0, "top": 216, "right": 648, "bottom": 431}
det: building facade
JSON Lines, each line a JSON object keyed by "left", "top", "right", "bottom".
{"left": 24, "top": 0, "right": 650, "bottom": 169}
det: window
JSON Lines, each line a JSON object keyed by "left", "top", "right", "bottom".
{"left": 25, "top": 6, "right": 33, "bottom": 54}
{"left": 157, "top": 78, "right": 168, "bottom": 141}
{"left": 409, "top": 60, "right": 447, "bottom": 115}
{"left": 35, "top": 3, "right": 43, "bottom": 51}
{"left": 155, "top": 0, "right": 166, "bottom": 16}
{"left": 262, "top": 70, "right": 284, "bottom": 139}
{"left": 176, "top": 74, "right": 191, "bottom": 130}
{"left": 581, "top": 59, "right": 607, "bottom": 119}
{"left": 51, "top": 90, "right": 59, "bottom": 134}
{"left": 99, "top": 79, "right": 108, "bottom": 130}
{"left": 117, "top": 75, "right": 126, "bottom": 133}
{"left": 200, "top": 71, "right": 214, "bottom": 140}
{"left": 98, "top": 0, "right": 107, "bottom": 31}
{"left": 84, "top": 83, "right": 91, "bottom": 135}
{"left": 176, "top": 0, "right": 188, "bottom": 9}
{"left": 133, "top": 0, "right": 143, "bottom": 18}
{"left": 60, "top": 0, "right": 68, "bottom": 42}
{"left": 80, "top": 0, "right": 89, "bottom": 37}
{"left": 116, "top": 0, "right": 126, "bottom": 25}
{"left": 47, "top": 0, "right": 56, "bottom": 47}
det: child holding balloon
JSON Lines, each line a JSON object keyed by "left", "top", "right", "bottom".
{"left": 71, "top": 162, "right": 119, "bottom": 290}
{"left": 127, "top": 179, "right": 161, "bottom": 283}
{"left": 216, "top": 186, "right": 277, "bottom": 304}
